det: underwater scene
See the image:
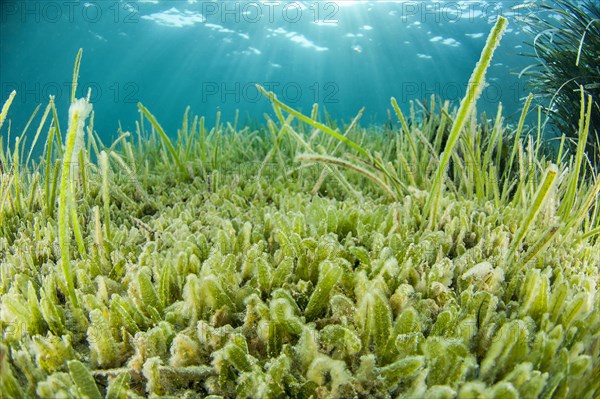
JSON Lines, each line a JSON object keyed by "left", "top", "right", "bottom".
{"left": 0, "top": 0, "right": 599, "bottom": 398}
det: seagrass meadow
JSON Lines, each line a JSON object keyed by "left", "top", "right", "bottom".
{"left": 1, "top": 17, "right": 600, "bottom": 399}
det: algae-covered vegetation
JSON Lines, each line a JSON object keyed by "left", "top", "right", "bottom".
{"left": 1, "top": 17, "right": 599, "bottom": 399}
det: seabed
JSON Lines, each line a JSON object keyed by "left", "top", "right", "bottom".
{"left": 1, "top": 17, "right": 599, "bottom": 399}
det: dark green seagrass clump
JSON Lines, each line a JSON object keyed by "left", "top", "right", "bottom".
{"left": 518, "top": 0, "right": 600, "bottom": 166}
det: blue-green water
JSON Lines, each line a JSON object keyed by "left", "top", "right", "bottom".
{"left": 2, "top": 1, "right": 537, "bottom": 147}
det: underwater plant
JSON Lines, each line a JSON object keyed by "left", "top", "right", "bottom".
{"left": 0, "top": 15, "right": 599, "bottom": 399}
{"left": 518, "top": 0, "right": 600, "bottom": 167}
